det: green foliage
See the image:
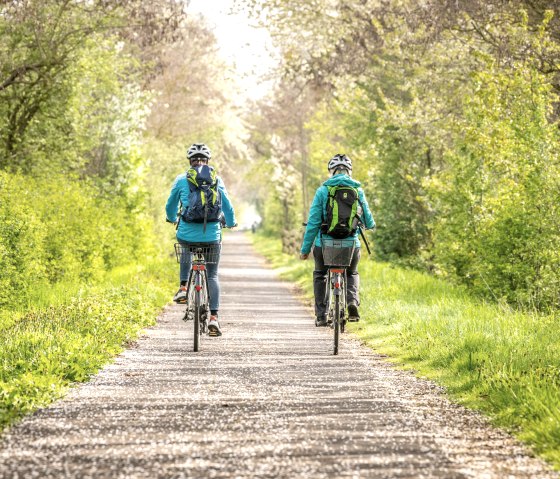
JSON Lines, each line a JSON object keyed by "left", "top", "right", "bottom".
{"left": 0, "top": 1, "right": 111, "bottom": 170}
{"left": 0, "top": 0, "right": 232, "bottom": 431}
{"left": 249, "top": 0, "right": 560, "bottom": 310}
{"left": 0, "top": 1, "right": 185, "bottom": 175}
{"left": 2, "top": 33, "right": 150, "bottom": 193}
{"left": 0, "top": 173, "right": 47, "bottom": 306}
{"left": 0, "top": 259, "right": 175, "bottom": 428}
{"left": 66, "top": 36, "right": 150, "bottom": 195}
{"left": 253, "top": 232, "right": 560, "bottom": 468}
{"left": 0, "top": 171, "right": 156, "bottom": 309}
{"left": 431, "top": 61, "right": 560, "bottom": 308}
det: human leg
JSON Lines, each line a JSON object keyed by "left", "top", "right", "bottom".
{"left": 347, "top": 248, "right": 361, "bottom": 319}
{"left": 173, "top": 241, "right": 192, "bottom": 303}
{"left": 313, "top": 247, "right": 328, "bottom": 325}
{"left": 206, "top": 260, "right": 220, "bottom": 313}
{"left": 206, "top": 248, "right": 222, "bottom": 336}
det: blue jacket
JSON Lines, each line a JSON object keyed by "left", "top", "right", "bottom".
{"left": 166, "top": 173, "right": 236, "bottom": 243}
{"left": 300, "top": 174, "right": 375, "bottom": 254}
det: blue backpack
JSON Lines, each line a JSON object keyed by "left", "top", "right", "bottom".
{"left": 181, "top": 165, "right": 222, "bottom": 232}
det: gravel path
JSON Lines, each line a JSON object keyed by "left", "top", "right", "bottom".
{"left": 0, "top": 232, "right": 557, "bottom": 479}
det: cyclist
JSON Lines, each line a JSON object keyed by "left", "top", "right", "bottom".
{"left": 300, "top": 154, "right": 375, "bottom": 326}
{"left": 166, "top": 143, "right": 236, "bottom": 337}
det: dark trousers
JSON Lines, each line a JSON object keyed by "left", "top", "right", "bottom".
{"left": 313, "top": 247, "right": 361, "bottom": 318}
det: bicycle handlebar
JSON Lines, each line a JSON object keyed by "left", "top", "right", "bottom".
{"left": 166, "top": 218, "right": 237, "bottom": 228}
{"left": 302, "top": 221, "right": 374, "bottom": 231}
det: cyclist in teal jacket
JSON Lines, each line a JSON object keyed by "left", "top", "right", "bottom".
{"left": 300, "top": 154, "right": 375, "bottom": 326}
{"left": 166, "top": 143, "right": 236, "bottom": 337}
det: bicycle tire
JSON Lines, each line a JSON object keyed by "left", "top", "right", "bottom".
{"left": 340, "top": 274, "right": 346, "bottom": 334}
{"left": 334, "top": 293, "right": 340, "bottom": 355}
{"left": 201, "top": 269, "right": 210, "bottom": 334}
{"left": 326, "top": 271, "right": 334, "bottom": 326}
{"left": 193, "top": 275, "right": 201, "bottom": 352}
{"left": 185, "top": 270, "right": 196, "bottom": 322}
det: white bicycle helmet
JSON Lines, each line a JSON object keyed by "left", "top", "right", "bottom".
{"left": 327, "top": 154, "right": 352, "bottom": 174}
{"left": 187, "top": 143, "right": 212, "bottom": 160}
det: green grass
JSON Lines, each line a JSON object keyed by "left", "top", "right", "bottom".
{"left": 0, "top": 257, "right": 176, "bottom": 429}
{"left": 252, "top": 232, "right": 560, "bottom": 469}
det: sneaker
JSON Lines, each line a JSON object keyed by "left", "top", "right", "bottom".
{"left": 315, "top": 316, "right": 327, "bottom": 327}
{"left": 208, "top": 315, "right": 222, "bottom": 337}
{"left": 347, "top": 303, "right": 360, "bottom": 322}
{"left": 173, "top": 286, "right": 187, "bottom": 303}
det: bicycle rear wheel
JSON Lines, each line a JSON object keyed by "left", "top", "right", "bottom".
{"left": 193, "top": 275, "right": 201, "bottom": 352}
{"left": 333, "top": 293, "right": 340, "bottom": 355}
{"left": 200, "top": 269, "right": 209, "bottom": 334}
{"left": 340, "top": 275, "right": 346, "bottom": 334}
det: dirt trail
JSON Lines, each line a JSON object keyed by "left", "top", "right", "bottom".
{"left": 0, "top": 232, "right": 556, "bottom": 478}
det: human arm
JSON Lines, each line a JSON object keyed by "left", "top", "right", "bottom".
{"left": 218, "top": 177, "right": 236, "bottom": 227}
{"left": 358, "top": 188, "right": 376, "bottom": 230}
{"left": 300, "top": 186, "right": 326, "bottom": 255}
{"left": 165, "top": 175, "right": 182, "bottom": 223}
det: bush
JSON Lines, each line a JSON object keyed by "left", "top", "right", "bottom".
{"left": 0, "top": 171, "right": 157, "bottom": 309}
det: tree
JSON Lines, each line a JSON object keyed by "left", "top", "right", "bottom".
{"left": 242, "top": 0, "right": 560, "bottom": 308}
{"left": 0, "top": 0, "right": 187, "bottom": 173}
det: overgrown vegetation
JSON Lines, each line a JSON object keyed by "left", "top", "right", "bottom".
{"left": 0, "top": 260, "right": 175, "bottom": 428}
{"left": 3, "top": 0, "right": 560, "bottom": 459}
{"left": 242, "top": 0, "right": 560, "bottom": 311}
{"left": 252, "top": 232, "right": 560, "bottom": 468}
{"left": 0, "top": 1, "right": 238, "bottom": 426}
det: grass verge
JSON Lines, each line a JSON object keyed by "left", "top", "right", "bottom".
{"left": 0, "top": 257, "right": 175, "bottom": 430}
{"left": 251, "top": 232, "right": 560, "bottom": 469}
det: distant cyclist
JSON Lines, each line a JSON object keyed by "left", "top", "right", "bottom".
{"left": 166, "top": 143, "right": 236, "bottom": 337}
{"left": 300, "top": 154, "right": 375, "bottom": 326}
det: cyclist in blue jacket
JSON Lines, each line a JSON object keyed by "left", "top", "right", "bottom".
{"left": 166, "top": 143, "right": 236, "bottom": 337}
{"left": 300, "top": 154, "right": 375, "bottom": 326}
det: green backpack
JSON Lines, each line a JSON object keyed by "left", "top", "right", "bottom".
{"left": 321, "top": 185, "right": 362, "bottom": 239}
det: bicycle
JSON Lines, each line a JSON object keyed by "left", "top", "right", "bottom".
{"left": 174, "top": 242, "right": 221, "bottom": 352}
{"left": 321, "top": 237, "right": 357, "bottom": 355}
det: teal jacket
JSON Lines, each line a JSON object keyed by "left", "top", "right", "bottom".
{"left": 300, "top": 174, "right": 375, "bottom": 255}
{"left": 166, "top": 173, "right": 236, "bottom": 243}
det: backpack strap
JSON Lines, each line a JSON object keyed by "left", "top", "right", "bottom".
{"left": 186, "top": 168, "right": 198, "bottom": 187}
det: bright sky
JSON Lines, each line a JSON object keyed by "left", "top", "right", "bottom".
{"left": 187, "top": 0, "right": 277, "bottom": 100}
